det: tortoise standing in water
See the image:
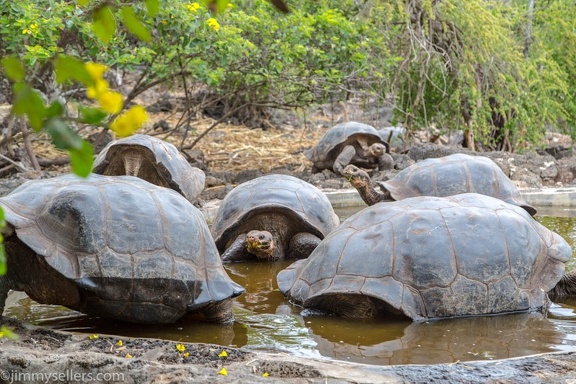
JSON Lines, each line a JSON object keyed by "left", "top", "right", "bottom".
{"left": 92, "top": 134, "right": 205, "bottom": 204}
{"left": 305, "top": 122, "right": 394, "bottom": 175}
{"left": 0, "top": 174, "right": 244, "bottom": 324}
{"left": 343, "top": 153, "right": 537, "bottom": 215}
{"left": 212, "top": 174, "right": 340, "bottom": 262}
{"left": 277, "top": 193, "right": 572, "bottom": 321}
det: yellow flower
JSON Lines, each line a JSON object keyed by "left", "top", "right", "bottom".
{"left": 125, "top": 353, "right": 133, "bottom": 358}
{"left": 175, "top": 343, "right": 186, "bottom": 352}
{"left": 263, "top": 372, "right": 269, "bottom": 377}
{"left": 206, "top": 18, "right": 220, "bottom": 32}
{"left": 218, "top": 367, "right": 227, "bottom": 376}
{"left": 22, "top": 29, "right": 31, "bottom": 35}
{"left": 98, "top": 90, "right": 124, "bottom": 114}
{"left": 89, "top": 334, "right": 99, "bottom": 340}
{"left": 116, "top": 340, "right": 123, "bottom": 347}
{"left": 110, "top": 105, "right": 148, "bottom": 137}
{"left": 218, "top": 350, "right": 228, "bottom": 358}
{"left": 85, "top": 62, "right": 108, "bottom": 81}
{"left": 86, "top": 78, "right": 109, "bottom": 100}
{"left": 183, "top": 352, "right": 190, "bottom": 358}
{"left": 186, "top": 2, "right": 201, "bottom": 13}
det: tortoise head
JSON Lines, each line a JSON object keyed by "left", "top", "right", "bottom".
{"left": 343, "top": 165, "right": 370, "bottom": 189}
{"left": 246, "top": 230, "right": 275, "bottom": 260}
{"left": 369, "top": 142, "right": 388, "bottom": 157}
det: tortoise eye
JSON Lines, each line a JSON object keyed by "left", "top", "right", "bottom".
{"left": 259, "top": 235, "right": 266, "bottom": 240}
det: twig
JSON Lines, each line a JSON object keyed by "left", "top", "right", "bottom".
{"left": 0, "top": 154, "right": 25, "bottom": 172}
{"left": 19, "top": 119, "right": 41, "bottom": 171}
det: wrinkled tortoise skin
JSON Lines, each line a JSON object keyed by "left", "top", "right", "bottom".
{"left": 212, "top": 174, "right": 340, "bottom": 258}
{"left": 0, "top": 174, "right": 243, "bottom": 324}
{"left": 382, "top": 153, "right": 536, "bottom": 215}
{"left": 93, "top": 134, "right": 205, "bottom": 204}
{"left": 304, "top": 122, "right": 389, "bottom": 173}
{"left": 278, "top": 193, "right": 570, "bottom": 321}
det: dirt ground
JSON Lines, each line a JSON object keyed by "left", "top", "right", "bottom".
{"left": 2, "top": 102, "right": 576, "bottom": 382}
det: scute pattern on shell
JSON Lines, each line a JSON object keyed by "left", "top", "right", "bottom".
{"left": 0, "top": 174, "right": 243, "bottom": 324}
{"left": 278, "top": 193, "right": 571, "bottom": 321}
{"left": 304, "top": 122, "right": 385, "bottom": 164}
{"left": 211, "top": 174, "right": 340, "bottom": 252}
{"left": 383, "top": 153, "right": 536, "bottom": 215}
{"left": 93, "top": 134, "right": 205, "bottom": 203}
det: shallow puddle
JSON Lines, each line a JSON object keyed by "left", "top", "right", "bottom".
{"left": 4, "top": 206, "right": 576, "bottom": 366}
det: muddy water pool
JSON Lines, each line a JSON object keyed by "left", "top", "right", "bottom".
{"left": 4, "top": 206, "right": 576, "bottom": 366}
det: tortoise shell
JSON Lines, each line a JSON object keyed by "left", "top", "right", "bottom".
{"left": 304, "top": 122, "right": 387, "bottom": 169}
{"left": 382, "top": 153, "right": 536, "bottom": 215}
{"left": 92, "top": 134, "right": 205, "bottom": 204}
{"left": 0, "top": 174, "right": 243, "bottom": 324}
{"left": 277, "top": 193, "right": 571, "bottom": 320}
{"left": 212, "top": 174, "right": 340, "bottom": 254}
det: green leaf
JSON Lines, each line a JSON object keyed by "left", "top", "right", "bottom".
{"left": 69, "top": 140, "right": 94, "bottom": 178}
{"left": 76, "top": 0, "right": 90, "bottom": 6}
{"left": 92, "top": 5, "right": 116, "bottom": 45}
{"left": 79, "top": 106, "right": 108, "bottom": 125}
{"left": 121, "top": 7, "right": 152, "bottom": 42}
{"left": 202, "top": 0, "right": 230, "bottom": 13}
{"left": 1, "top": 55, "right": 25, "bottom": 82}
{"left": 144, "top": 0, "right": 160, "bottom": 17}
{"left": 54, "top": 55, "right": 93, "bottom": 86}
{"left": 0, "top": 326, "right": 20, "bottom": 340}
{"left": 45, "top": 118, "right": 84, "bottom": 151}
{"left": 46, "top": 101, "right": 65, "bottom": 119}
{"left": 12, "top": 84, "right": 46, "bottom": 132}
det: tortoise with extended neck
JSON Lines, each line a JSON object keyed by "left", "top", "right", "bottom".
{"left": 343, "top": 153, "right": 536, "bottom": 215}
{"left": 277, "top": 193, "right": 571, "bottom": 320}
{"left": 0, "top": 174, "right": 243, "bottom": 324}
{"left": 305, "top": 122, "right": 394, "bottom": 175}
{"left": 212, "top": 174, "right": 340, "bottom": 262}
{"left": 92, "top": 134, "right": 205, "bottom": 204}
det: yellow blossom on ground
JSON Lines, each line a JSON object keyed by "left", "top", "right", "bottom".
{"left": 186, "top": 2, "right": 201, "bottom": 13}
{"left": 110, "top": 105, "right": 148, "bottom": 137}
{"left": 176, "top": 343, "right": 186, "bottom": 352}
{"left": 206, "top": 18, "right": 220, "bottom": 32}
{"left": 116, "top": 340, "right": 123, "bottom": 347}
{"left": 183, "top": 352, "right": 190, "bottom": 358}
{"left": 263, "top": 372, "right": 269, "bottom": 377}
{"left": 89, "top": 334, "right": 99, "bottom": 340}
{"left": 218, "top": 350, "right": 228, "bottom": 358}
{"left": 98, "top": 90, "right": 124, "bottom": 114}
{"left": 125, "top": 353, "right": 133, "bottom": 358}
{"left": 218, "top": 367, "right": 227, "bottom": 376}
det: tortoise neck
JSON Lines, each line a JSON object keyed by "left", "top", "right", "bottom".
{"left": 356, "top": 181, "right": 390, "bottom": 206}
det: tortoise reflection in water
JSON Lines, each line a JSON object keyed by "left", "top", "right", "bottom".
{"left": 0, "top": 174, "right": 243, "bottom": 324}
{"left": 278, "top": 193, "right": 572, "bottom": 320}
{"left": 343, "top": 153, "right": 536, "bottom": 216}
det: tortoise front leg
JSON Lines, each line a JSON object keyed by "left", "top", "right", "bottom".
{"left": 333, "top": 145, "right": 356, "bottom": 175}
{"left": 220, "top": 234, "right": 251, "bottom": 262}
{"left": 287, "top": 232, "right": 322, "bottom": 259}
{"left": 0, "top": 274, "right": 9, "bottom": 315}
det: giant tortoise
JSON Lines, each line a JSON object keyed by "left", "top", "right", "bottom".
{"left": 343, "top": 153, "right": 537, "bottom": 215}
{"left": 0, "top": 174, "right": 244, "bottom": 324}
{"left": 305, "top": 122, "right": 394, "bottom": 175}
{"left": 212, "top": 174, "right": 340, "bottom": 262}
{"left": 277, "top": 193, "right": 571, "bottom": 321}
{"left": 92, "top": 134, "right": 205, "bottom": 204}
